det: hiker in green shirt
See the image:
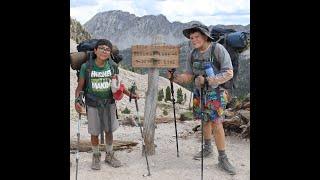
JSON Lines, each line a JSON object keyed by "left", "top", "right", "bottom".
{"left": 75, "top": 39, "right": 139, "bottom": 170}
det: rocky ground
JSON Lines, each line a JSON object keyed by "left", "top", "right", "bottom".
{"left": 70, "top": 119, "right": 250, "bottom": 180}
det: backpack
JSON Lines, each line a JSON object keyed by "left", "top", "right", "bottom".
{"left": 77, "top": 39, "right": 99, "bottom": 52}
{"left": 70, "top": 39, "right": 123, "bottom": 81}
{"left": 210, "top": 27, "right": 250, "bottom": 53}
{"left": 209, "top": 28, "right": 250, "bottom": 91}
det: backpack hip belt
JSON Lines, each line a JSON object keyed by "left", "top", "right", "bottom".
{"left": 85, "top": 93, "right": 115, "bottom": 107}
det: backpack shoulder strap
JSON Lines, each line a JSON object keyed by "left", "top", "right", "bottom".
{"left": 210, "top": 42, "right": 220, "bottom": 70}
{"left": 85, "top": 51, "right": 94, "bottom": 91}
{"left": 108, "top": 59, "right": 119, "bottom": 75}
{"left": 190, "top": 48, "right": 197, "bottom": 65}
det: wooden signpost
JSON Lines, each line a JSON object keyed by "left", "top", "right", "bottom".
{"left": 132, "top": 42, "right": 179, "bottom": 155}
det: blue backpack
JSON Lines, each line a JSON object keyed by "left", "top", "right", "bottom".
{"left": 210, "top": 27, "right": 250, "bottom": 52}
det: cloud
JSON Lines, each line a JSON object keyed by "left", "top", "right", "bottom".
{"left": 70, "top": 0, "right": 99, "bottom": 7}
{"left": 70, "top": 0, "right": 250, "bottom": 25}
{"left": 157, "top": 0, "right": 250, "bottom": 25}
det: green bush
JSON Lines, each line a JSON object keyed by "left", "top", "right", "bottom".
{"left": 163, "top": 109, "right": 168, "bottom": 116}
{"left": 122, "top": 106, "right": 131, "bottom": 114}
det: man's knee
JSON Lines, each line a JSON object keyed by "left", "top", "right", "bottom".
{"left": 212, "top": 121, "right": 223, "bottom": 134}
{"left": 104, "top": 131, "right": 113, "bottom": 139}
{"left": 91, "top": 135, "right": 99, "bottom": 139}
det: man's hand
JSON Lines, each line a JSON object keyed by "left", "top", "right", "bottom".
{"left": 75, "top": 102, "right": 85, "bottom": 113}
{"left": 195, "top": 75, "right": 205, "bottom": 88}
{"left": 130, "top": 93, "right": 140, "bottom": 99}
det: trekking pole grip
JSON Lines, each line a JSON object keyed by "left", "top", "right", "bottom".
{"left": 168, "top": 68, "right": 176, "bottom": 82}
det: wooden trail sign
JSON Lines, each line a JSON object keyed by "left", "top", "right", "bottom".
{"left": 131, "top": 45, "right": 179, "bottom": 68}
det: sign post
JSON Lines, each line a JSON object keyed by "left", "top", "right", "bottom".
{"left": 132, "top": 43, "right": 179, "bottom": 155}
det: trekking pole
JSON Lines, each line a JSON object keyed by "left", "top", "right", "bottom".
{"left": 200, "top": 77, "right": 209, "bottom": 180}
{"left": 199, "top": 85, "right": 204, "bottom": 180}
{"left": 129, "top": 82, "right": 151, "bottom": 177}
{"left": 76, "top": 91, "right": 84, "bottom": 180}
{"left": 100, "top": 130, "right": 104, "bottom": 144}
{"left": 168, "top": 68, "right": 179, "bottom": 157}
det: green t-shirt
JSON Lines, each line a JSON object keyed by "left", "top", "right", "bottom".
{"left": 79, "top": 59, "right": 118, "bottom": 99}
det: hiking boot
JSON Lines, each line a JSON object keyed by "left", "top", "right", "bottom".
{"left": 91, "top": 152, "right": 101, "bottom": 170}
{"left": 105, "top": 151, "right": 122, "bottom": 168}
{"left": 193, "top": 145, "right": 213, "bottom": 160}
{"left": 218, "top": 155, "right": 236, "bottom": 175}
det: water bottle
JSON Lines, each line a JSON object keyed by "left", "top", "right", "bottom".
{"left": 203, "top": 62, "right": 218, "bottom": 88}
{"left": 203, "top": 62, "right": 215, "bottom": 77}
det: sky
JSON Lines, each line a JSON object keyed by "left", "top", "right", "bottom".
{"left": 70, "top": 0, "right": 250, "bottom": 26}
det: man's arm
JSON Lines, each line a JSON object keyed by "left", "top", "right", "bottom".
{"left": 173, "top": 72, "right": 194, "bottom": 84}
{"left": 207, "top": 44, "right": 234, "bottom": 86}
{"left": 206, "top": 70, "right": 233, "bottom": 85}
{"left": 75, "top": 77, "right": 85, "bottom": 99}
{"left": 74, "top": 77, "right": 85, "bottom": 113}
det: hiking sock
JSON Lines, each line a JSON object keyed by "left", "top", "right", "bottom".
{"left": 105, "top": 144, "right": 113, "bottom": 154}
{"left": 92, "top": 145, "right": 100, "bottom": 154}
{"left": 204, "top": 139, "right": 212, "bottom": 149}
{"left": 218, "top": 150, "right": 226, "bottom": 157}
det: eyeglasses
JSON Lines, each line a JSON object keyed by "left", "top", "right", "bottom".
{"left": 98, "top": 47, "right": 111, "bottom": 52}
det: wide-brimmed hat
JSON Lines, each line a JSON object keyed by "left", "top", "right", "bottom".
{"left": 183, "top": 23, "right": 214, "bottom": 41}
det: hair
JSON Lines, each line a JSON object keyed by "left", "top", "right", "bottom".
{"left": 92, "top": 39, "right": 113, "bottom": 60}
{"left": 94, "top": 39, "right": 113, "bottom": 50}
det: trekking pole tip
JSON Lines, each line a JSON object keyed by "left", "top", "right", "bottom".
{"left": 143, "top": 173, "right": 151, "bottom": 177}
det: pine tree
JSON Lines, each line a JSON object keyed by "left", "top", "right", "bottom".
{"left": 177, "top": 88, "right": 183, "bottom": 104}
{"left": 158, "top": 89, "right": 164, "bottom": 101}
{"left": 165, "top": 86, "right": 171, "bottom": 102}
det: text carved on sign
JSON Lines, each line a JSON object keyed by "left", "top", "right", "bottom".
{"left": 131, "top": 45, "right": 179, "bottom": 68}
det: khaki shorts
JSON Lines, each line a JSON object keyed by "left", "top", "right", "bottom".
{"left": 87, "top": 104, "right": 119, "bottom": 136}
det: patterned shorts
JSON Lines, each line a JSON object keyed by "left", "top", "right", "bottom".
{"left": 193, "top": 88, "right": 229, "bottom": 122}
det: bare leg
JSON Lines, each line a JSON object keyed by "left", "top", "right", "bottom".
{"left": 104, "top": 130, "right": 121, "bottom": 167}
{"left": 203, "top": 121, "right": 212, "bottom": 140}
{"left": 91, "top": 135, "right": 101, "bottom": 170}
{"left": 212, "top": 121, "right": 236, "bottom": 174}
{"left": 212, "top": 122, "right": 225, "bottom": 150}
{"left": 91, "top": 135, "right": 99, "bottom": 146}
{"left": 105, "top": 131, "right": 113, "bottom": 153}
